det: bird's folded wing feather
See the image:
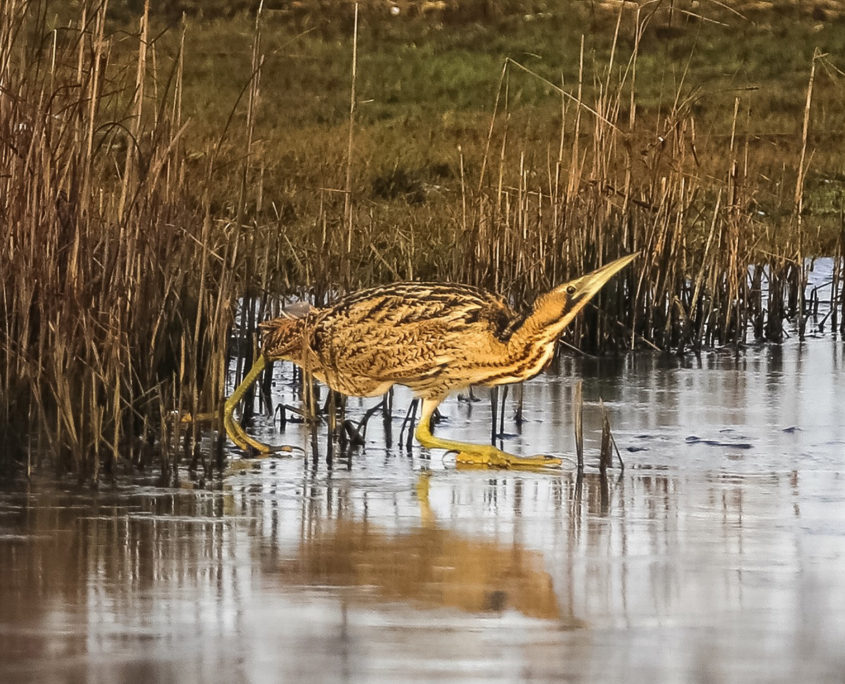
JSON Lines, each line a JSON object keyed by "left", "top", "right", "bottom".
{"left": 308, "top": 284, "right": 516, "bottom": 385}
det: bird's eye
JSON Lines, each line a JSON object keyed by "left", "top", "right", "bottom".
{"left": 566, "top": 285, "right": 576, "bottom": 295}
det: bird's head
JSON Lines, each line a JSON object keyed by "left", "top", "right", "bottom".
{"left": 531, "top": 253, "right": 639, "bottom": 333}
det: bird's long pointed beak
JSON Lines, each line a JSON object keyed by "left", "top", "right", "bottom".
{"left": 557, "top": 252, "right": 639, "bottom": 311}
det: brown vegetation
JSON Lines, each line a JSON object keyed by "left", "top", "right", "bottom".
{"left": 1, "top": 2, "right": 236, "bottom": 479}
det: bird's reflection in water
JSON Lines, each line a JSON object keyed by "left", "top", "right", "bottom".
{"left": 264, "top": 474, "right": 565, "bottom": 621}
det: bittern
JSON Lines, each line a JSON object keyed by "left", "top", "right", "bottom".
{"left": 224, "top": 253, "right": 637, "bottom": 467}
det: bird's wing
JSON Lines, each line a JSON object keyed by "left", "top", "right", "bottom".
{"left": 307, "top": 283, "right": 518, "bottom": 387}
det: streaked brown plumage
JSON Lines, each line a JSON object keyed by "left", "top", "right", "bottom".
{"left": 224, "top": 253, "right": 637, "bottom": 467}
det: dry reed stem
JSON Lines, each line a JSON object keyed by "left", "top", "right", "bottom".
{"left": 344, "top": 3, "right": 359, "bottom": 259}
{"left": 574, "top": 380, "right": 583, "bottom": 472}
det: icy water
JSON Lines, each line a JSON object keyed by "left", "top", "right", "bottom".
{"left": 1, "top": 335, "right": 844, "bottom": 683}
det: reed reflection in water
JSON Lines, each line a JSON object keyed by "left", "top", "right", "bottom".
{"left": 0, "top": 339, "right": 844, "bottom": 682}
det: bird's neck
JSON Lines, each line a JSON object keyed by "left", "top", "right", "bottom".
{"left": 512, "top": 290, "right": 577, "bottom": 346}
{"left": 502, "top": 290, "right": 574, "bottom": 378}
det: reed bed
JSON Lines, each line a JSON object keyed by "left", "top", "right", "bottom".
{"left": 1, "top": 1, "right": 238, "bottom": 479}
{"left": 2, "top": 1, "right": 843, "bottom": 479}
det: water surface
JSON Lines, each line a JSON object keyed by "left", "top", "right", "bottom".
{"left": 1, "top": 337, "right": 844, "bottom": 683}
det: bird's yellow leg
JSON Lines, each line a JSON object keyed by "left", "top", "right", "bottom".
{"left": 224, "top": 354, "right": 295, "bottom": 455}
{"left": 414, "top": 398, "right": 561, "bottom": 469}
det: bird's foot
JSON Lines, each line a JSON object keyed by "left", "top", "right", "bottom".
{"left": 223, "top": 411, "right": 300, "bottom": 456}
{"left": 175, "top": 408, "right": 299, "bottom": 456}
{"left": 454, "top": 444, "right": 562, "bottom": 469}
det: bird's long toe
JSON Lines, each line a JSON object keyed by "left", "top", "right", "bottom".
{"left": 508, "top": 453, "right": 563, "bottom": 469}
{"left": 454, "top": 445, "right": 561, "bottom": 469}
